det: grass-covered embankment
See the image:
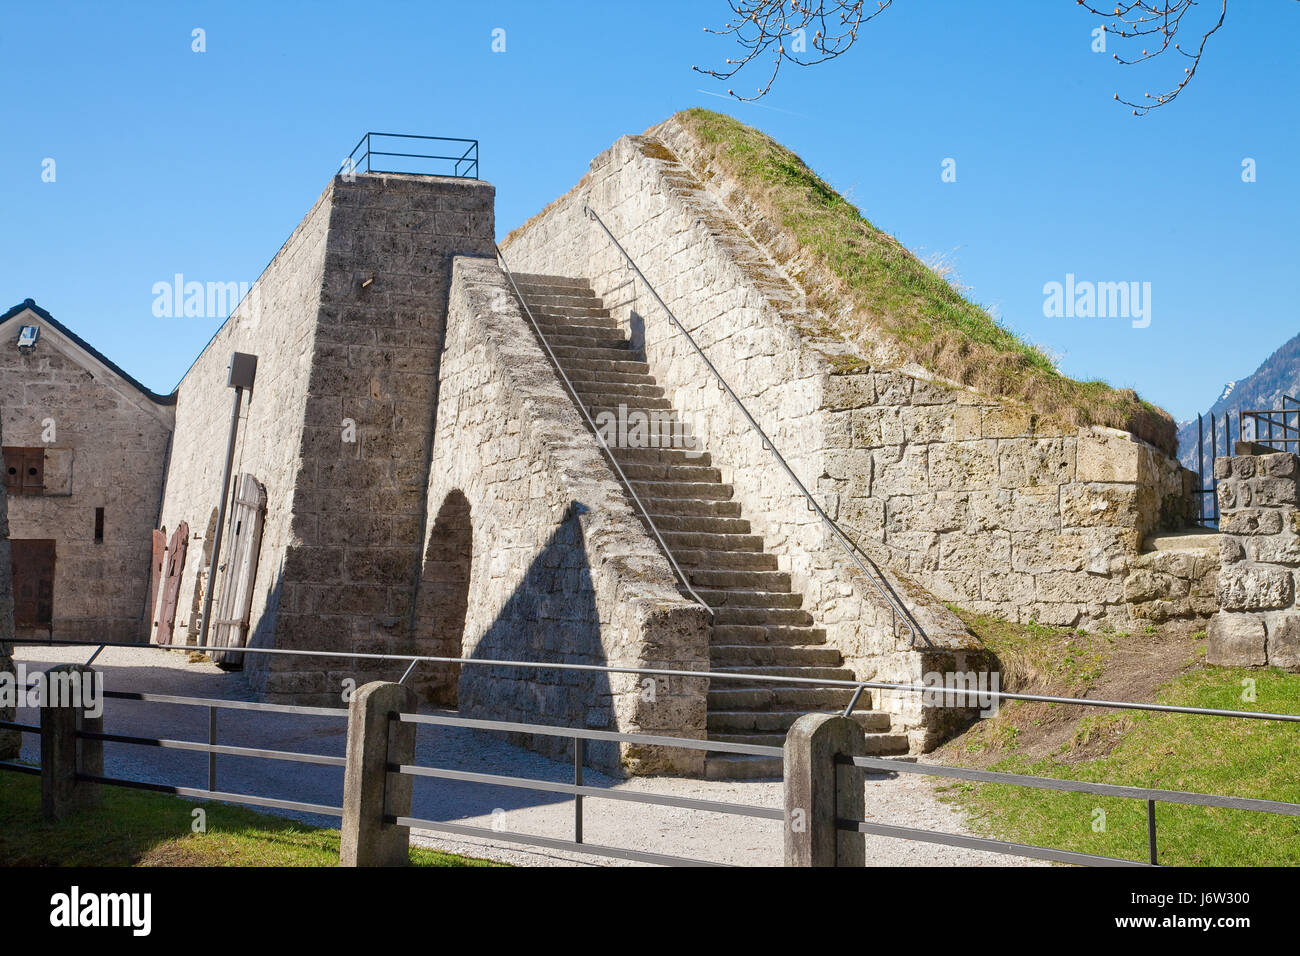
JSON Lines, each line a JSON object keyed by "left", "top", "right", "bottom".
{"left": 938, "top": 611, "right": 1300, "bottom": 865}
{"left": 669, "top": 108, "right": 1175, "bottom": 454}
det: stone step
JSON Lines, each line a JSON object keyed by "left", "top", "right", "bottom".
{"left": 631, "top": 479, "right": 734, "bottom": 501}
{"left": 510, "top": 271, "right": 592, "bottom": 291}
{"left": 560, "top": 357, "right": 650, "bottom": 376}
{"left": 687, "top": 568, "right": 792, "bottom": 590}
{"left": 711, "top": 623, "right": 827, "bottom": 644}
{"left": 710, "top": 606, "right": 813, "bottom": 627}
{"left": 696, "top": 588, "right": 804, "bottom": 609}
{"left": 529, "top": 314, "right": 621, "bottom": 332}
{"left": 583, "top": 397, "right": 677, "bottom": 413}
{"left": 550, "top": 345, "right": 642, "bottom": 362}
{"left": 707, "top": 685, "right": 855, "bottom": 709}
{"left": 621, "top": 463, "right": 721, "bottom": 483}
{"left": 612, "top": 448, "right": 713, "bottom": 468}
{"left": 660, "top": 531, "right": 763, "bottom": 552}
{"left": 709, "top": 644, "right": 842, "bottom": 666}
{"left": 639, "top": 512, "right": 745, "bottom": 533}
{"left": 563, "top": 368, "right": 658, "bottom": 388}
{"left": 542, "top": 333, "right": 631, "bottom": 351}
{"left": 518, "top": 298, "right": 609, "bottom": 316}
{"left": 712, "top": 664, "right": 856, "bottom": 684}
{"left": 707, "top": 709, "right": 890, "bottom": 734}
{"left": 571, "top": 383, "right": 666, "bottom": 402}
{"left": 644, "top": 497, "right": 742, "bottom": 518}
{"left": 674, "top": 549, "right": 778, "bottom": 571}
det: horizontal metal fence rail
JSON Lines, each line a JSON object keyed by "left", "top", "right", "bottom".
{"left": 836, "top": 753, "right": 1300, "bottom": 866}
{"left": 20, "top": 639, "right": 1300, "bottom": 724}
{"left": 840, "top": 818, "right": 1147, "bottom": 868}
{"left": 342, "top": 131, "right": 479, "bottom": 179}
{"left": 396, "top": 710, "right": 782, "bottom": 757}
{"left": 582, "top": 205, "right": 923, "bottom": 646}
{"left": 387, "top": 816, "right": 727, "bottom": 867}
{"left": 76, "top": 773, "right": 344, "bottom": 818}
{"left": 15, "top": 639, "right": 1300, "bottom": 866}
{"left": 388, "top": 708, "right": 779, "bottom": 866}
{"left": 0, "top": 761, "right": 40, "bottom": 777}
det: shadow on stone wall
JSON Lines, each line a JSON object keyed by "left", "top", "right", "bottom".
{"left": 459, "top": 502, "right": 617, "bottom": 770}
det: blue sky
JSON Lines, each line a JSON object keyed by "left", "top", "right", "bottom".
{"left": 3, "top": 0, "right": 1297, "bottom": 422}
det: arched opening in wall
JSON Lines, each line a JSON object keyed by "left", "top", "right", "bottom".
{"left": 414, "top": 489, "right": 472, "bottom": 707}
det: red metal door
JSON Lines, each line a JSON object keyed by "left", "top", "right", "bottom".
{"left": 11, "top": 539, "right": 55, "bottom": 627}
{"left": 155, "top": 522, "right": 189, "bottom": 645}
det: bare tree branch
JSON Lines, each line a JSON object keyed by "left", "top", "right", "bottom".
{"left": 692, "top": 1, "right": 894, "bottom": 101}
{"left": 698, "top": 0, "right": 1295, "bottom": 115}
{"left": 1077, "top": 0, "right": 1228, "bottom": 115}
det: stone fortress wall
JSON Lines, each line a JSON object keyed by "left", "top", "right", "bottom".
{"left": 158, "top": 173, "right": 498, "bottom": 702}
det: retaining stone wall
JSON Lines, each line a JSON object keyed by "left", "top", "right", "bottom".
{"left": 1207, "top": 452, "right": 1300, "bottom": 669}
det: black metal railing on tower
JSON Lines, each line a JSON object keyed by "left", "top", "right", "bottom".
{"left": 341, "top": 132, "right": 479, "bottom": 179}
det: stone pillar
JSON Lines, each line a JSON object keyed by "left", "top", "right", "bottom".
{"left": 1208, "top": 452, "right": 1300, "bottom": 669}
{"left": 783, "top": 713, "right": 867, "bottom": 867}
{"left": 39, "top": 664, "right": 103, "bottom": 820}
{"left": 340, "top": 680, "right": 417, "bottom": 866}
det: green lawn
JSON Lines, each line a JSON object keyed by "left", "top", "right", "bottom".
{"left": 942, "top": 665, "right": 1300, "bottom": 866}
{"left": 0, "top": 773, "right": 501, "bottom": 867}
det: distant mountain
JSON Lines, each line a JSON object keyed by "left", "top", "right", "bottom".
{"left": 1177, "top": 333, "right": 1300, "bottom": 474}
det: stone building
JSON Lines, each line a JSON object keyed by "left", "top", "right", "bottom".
{"left": 0, "top": 300, "right": 174, "bottom": 643}
{"left": 3, "top": 113, "right": 1226, "bottom": 774}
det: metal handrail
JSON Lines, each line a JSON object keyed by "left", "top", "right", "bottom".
{"left": 342, "top": 132, "right": 479, "bottom": 179}
{"left": 494, "top": 245, "right": 713, "bottom": 619}
{"left": 21, "top": 638, "right": 1300, "bottom": 724}
{"left": 581, "top": 205, "right": 923, "bottom": 645}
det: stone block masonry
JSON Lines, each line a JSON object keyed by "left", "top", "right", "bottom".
{"left": 0, "top": 418, "right": 16, "bottom": 759}
{"left": 1207, "top": 452, "right": 1300, "bottom": 669}
{"left": 415, "top": 257, "right": 710, "bottom": 775}
{"left": 158, "top": 172, "right": 496, "bottom": 703}
{"left": 499, "top": 123, "right": 1204, "bottom": 745}
{"left": 1, "top": 312, "right": 173, "bottom": 644}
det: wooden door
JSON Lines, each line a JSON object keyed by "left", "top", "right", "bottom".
{"left": 155, "top": 522, "right": 189, "bottom": 645}
{"left": 210, "top": 474, "right": 267, "bottom": 668}
{"left": 11, "top": 539, "right": 55, "bottom": 628}
{"left": 146, "top": 528, "right": 166, "bottom": 639}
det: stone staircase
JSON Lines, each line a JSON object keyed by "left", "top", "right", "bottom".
{"left": 509, "top": 272, "right": 909, "bottom": 778}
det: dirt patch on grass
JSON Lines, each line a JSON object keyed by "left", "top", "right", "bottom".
{"left": 937, "top": 612, "right": 1206, "bottom": 769}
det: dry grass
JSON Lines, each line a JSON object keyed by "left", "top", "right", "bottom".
{"left": 666, "top": 108, "right": 1176, "bottom": 454}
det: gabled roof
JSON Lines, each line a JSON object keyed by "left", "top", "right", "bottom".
{"left": 0, "top": 299, "right": 177, "bottom": 405}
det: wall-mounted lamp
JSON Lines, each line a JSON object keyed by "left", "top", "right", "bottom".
{"left": 16, "top": 325, "right": 39, "bottom": 353}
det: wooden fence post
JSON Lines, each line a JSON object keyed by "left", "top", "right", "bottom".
{"left": 783, "top": 713, "right": 866, "bottom": 867}
{"left": 39, "top": 663, "right": 103, "bottom": 821}
{"left": 340, "top": 681, "right": 417, "bottom": 866}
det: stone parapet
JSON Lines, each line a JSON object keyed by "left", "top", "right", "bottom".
{"left": 1207, "top": 452, "right": 1300, "bottom": 669}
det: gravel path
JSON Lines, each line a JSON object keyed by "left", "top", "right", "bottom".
{"left": 13, "top": 645, "right": 1038, "bottom": 866}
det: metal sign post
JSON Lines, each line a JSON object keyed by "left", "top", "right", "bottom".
{"left": 198, "top": 352, "right": 257, "bottom": 648}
